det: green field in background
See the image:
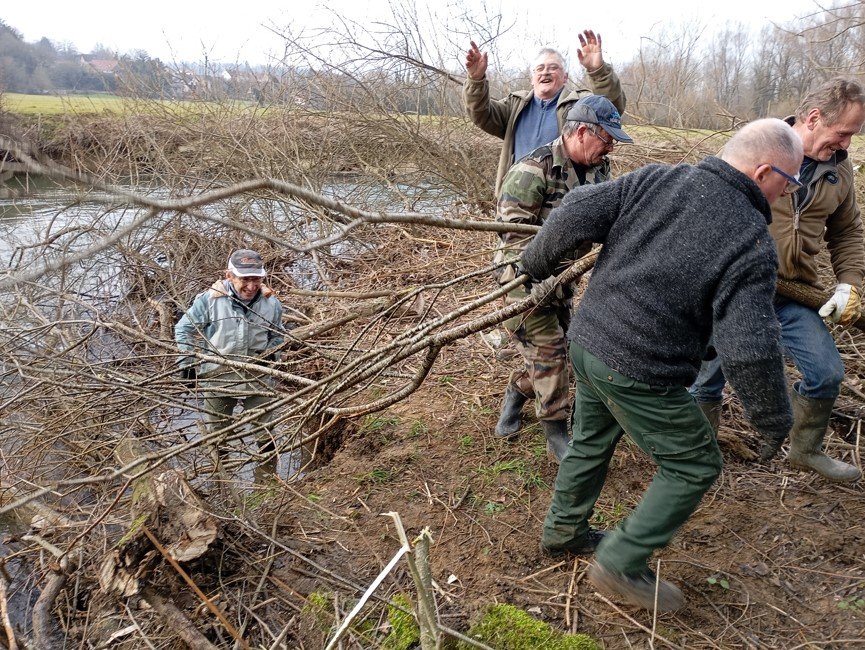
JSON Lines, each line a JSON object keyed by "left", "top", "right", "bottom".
{"left": 3, "top": 93, "right": 129, "bottom": 114}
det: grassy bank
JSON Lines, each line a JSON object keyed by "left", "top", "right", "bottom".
{"left": 4, "top": 92, "right": 129, "bottom": 115}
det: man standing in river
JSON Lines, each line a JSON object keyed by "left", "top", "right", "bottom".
{"left": 175, "top": 249, "right": 285, "bottom": 473}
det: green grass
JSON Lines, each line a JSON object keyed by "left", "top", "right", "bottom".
{"left": 408, "top": 419, "right": 428, "bottom": 437}
{"left": 2, "top": 92, "right": 255, "bottom": 116}
{"left": 476, "top": 457, "right": 547, "bottom": 490}
{"left": 4, "top": 93, "right": 128, "bottom": 115}
{"left": 590, "top": 499, "right": 628, "bottom": 527}
{"left": 355, "top": 467, "right": 398, "bottom": 485}
{"left": 359, "top": 415, "right": 400, "bottom": 433}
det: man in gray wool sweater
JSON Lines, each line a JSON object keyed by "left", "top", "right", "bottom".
{"left": 521, "top": 118, "right": 802, "bottom": 612}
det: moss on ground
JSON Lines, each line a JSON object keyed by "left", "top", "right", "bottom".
{"left": 383, "top": 593, "right": 420, "bottom": 650}
{"left": 457, "top": 603, "right": 599, "bottom": 650}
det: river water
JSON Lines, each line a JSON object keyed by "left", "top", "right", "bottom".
{"left": 0, "top": 171, "right": 458, "bottom": 553}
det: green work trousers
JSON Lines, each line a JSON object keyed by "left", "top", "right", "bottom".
{"left": 201, "top": 370, "right": 277, "bottom": 450}
{"left": 543, "top": 342, "right": 722, "bottom": 575}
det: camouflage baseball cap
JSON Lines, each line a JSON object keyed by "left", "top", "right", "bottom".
{"left": 228, "top": 249, "right": 266, "bottom": 277}
{"left": 566, "top": 95, "right": 633, "bottom": 143}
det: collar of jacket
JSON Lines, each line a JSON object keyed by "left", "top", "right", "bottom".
{"left": 510, "top": 86, "right": 583, "bottom": 108}
{"left": 698, "top": 156, "right": 773, "bottom": 223}
{"left": 783, "top": 115, "right": 850, "bottom": 167}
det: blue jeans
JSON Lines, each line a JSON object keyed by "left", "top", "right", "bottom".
{"left": 690, "top": 298, "right": 844, "bottom": 401}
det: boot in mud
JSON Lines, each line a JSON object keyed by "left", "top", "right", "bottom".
{"left": 495, "top": 384, "right": 528, "bottom": 438}
{"left": 542, "top": 419, "right": 570, "bottom": 463}
{"left": 787, "top": 391, "right": 860, "bottom": 482}
{"left": 696, "top": 399, "right": 722, "bottom": 436}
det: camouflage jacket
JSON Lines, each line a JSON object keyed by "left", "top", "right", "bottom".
{"left": 493, "top": 136, "right": 609, "bottom": 290}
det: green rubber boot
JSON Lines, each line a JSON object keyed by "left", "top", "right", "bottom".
{"left": 787, "top": 391, "right": 860, "bottom": 483}
{"left": 696, "top": 399, "right": 722, "bottom": 435}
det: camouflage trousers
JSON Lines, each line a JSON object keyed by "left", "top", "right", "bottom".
{"left": 502, "top": 289, "right": 571, "bottom": 422}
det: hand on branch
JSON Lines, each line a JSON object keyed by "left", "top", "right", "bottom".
{"left": 577, "top": 30, "right": 605, "bottom": 73}
{"left": 818, "top": 283, "right": 861, "bottom": 326}
{"left": 529, "top": 275, "right": 558, "bottom": 306}
{"left": 465, "top": 40, "right": 488, "bottom": 81}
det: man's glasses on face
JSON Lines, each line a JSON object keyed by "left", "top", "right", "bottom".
{"left": 588, "top": 125, "right": 614, "bottom": 147}
{"left": 770, "top": 165, "right": 804, "bottom": 195}
{"left": 234, "top": 276, "right": 263, "bottom": 286}
{"left": 534, "top": 63, "right": 562, "bottom": 74}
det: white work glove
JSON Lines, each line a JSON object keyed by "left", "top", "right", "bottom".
{"left": 819, "top": 283, "right": 862, "bottom": 326}
{"left": 529, "top": 276, "right": 559, "bottom": 306}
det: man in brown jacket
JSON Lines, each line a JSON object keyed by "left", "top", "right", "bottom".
{"left": 463, "top": 30, "right": 626, "bottom": 194}
{"left": 691, "top": 78, "right": 865, "bottom": 482}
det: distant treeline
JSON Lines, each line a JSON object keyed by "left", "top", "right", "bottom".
{"left": 3, "top": 2, "right": 865, "bottom": 129}
{"left": 0, "top": 21, "right": 161, "bottom": 95}
{"left": 0, "top": 21, "right": 272, "bottom": 100}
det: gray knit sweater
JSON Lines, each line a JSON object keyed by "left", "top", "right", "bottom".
{"left": 521, "top": 156, "right": 792, "bottom": 441}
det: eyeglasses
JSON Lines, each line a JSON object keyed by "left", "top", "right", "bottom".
{"left": 533, "top": 63, "right": 562, "bottom": 74}
{"left": 588, "top": 125, "right": 614, "bottom": 147}
{"left": 770, "top": 165, "right": 803, "bottom": 195}
{"left": 233, "top": 276, "right": 264, "bottom": 285}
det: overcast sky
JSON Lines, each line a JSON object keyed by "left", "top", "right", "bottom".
{"left": 2, "top": 0, "right": 826, "bottom": 69}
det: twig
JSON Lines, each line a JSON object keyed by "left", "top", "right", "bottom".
{"left": 593, "top": 592, "right": 686, "bottom": 650}
{"left": 141, "top": 526, "right": 248, "bottom": 649}
{"left": 322, "top": 543, "right": 408, "bottom": 650}
{"left": 0, "top": 565, "right": 19, "bottom": 650}
{"left": 139, "top": 587, "right": 218, "bottom": 650}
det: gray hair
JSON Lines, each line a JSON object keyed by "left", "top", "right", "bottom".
{"left": 795, "top": 78, "right": 865, "bottom": 126}
{"left": 719, "top": 118, "right": 803, "bottom": 170}
{"left": 531, "top": 47, "right": 566, "bottom": 73}
{"left": 561, "top": 120, "right": 583, "bottom": 138}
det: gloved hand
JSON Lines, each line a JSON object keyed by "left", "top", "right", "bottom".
{"left": 819, "top": 283, "right": 861, "bottom": 326}
{"left": 758, "top": 435, "right": 785, "bottom": 462}
{"left": 529, "top": 276, "right": 559, "bottom": 306}
{"left": 178, "top": 364, "right": 197, "bottom": 389}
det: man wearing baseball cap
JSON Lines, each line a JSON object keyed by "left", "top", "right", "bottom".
{"left": 175, "top": 249, "right": 285, "bottom": 474}
{"left": 492, "top": 95, "right": 632, "bottom": 462}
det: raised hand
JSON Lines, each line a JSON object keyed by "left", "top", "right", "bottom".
{"left": 577, "top": 30, "right": 605, "bottom": 73}
{"left": 465, "top": 40, "right": 489, "bottom": 81}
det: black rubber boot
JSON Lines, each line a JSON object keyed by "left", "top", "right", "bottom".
{"left": 696, "top": 399, "right": 722, "bottom": 436}
{"left": 541, "top": 529, "right": 607, "bottom": 557}
{"left": 495, "top": 384, "right": 528, "bottom": 438}
{"left": 542, "top": 419, "right": 570, "bottom": 463}
{"left": 787, "top": 391, "right": 860, "bottom": 482}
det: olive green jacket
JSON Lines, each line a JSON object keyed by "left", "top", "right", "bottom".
{"left": 769, "top": 124, "right": 864, "bottom": 292}
{"left": 463, "top": 62, "right": 625, "bottom": 194}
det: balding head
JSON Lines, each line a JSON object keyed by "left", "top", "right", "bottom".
{"left": 719, "top": 119, "right": 804, "bottom": 204}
